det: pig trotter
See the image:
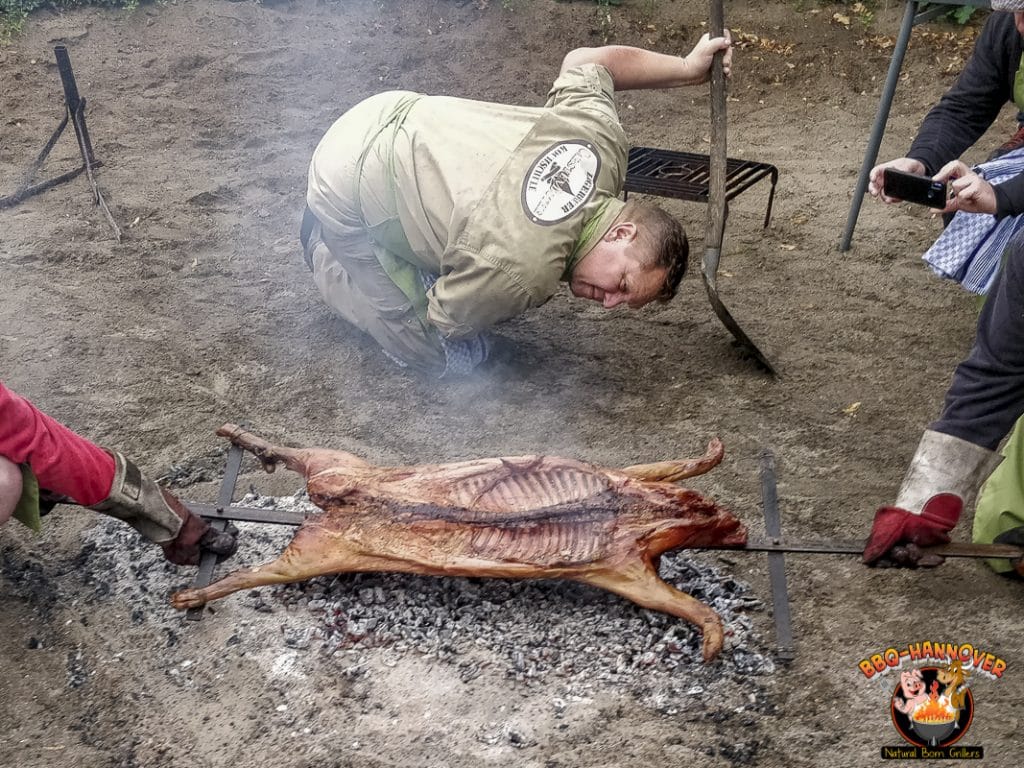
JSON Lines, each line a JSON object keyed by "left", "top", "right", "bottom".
{"left": 171, "top": 588, "right": 208, "bottom": 610}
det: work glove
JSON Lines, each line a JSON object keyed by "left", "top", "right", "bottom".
{"left": 158, "top": 489, "right": 239, "bottom": 566}
{"left": 994, "top": 525, "right": 1024, "bottom": 577}
{"left": 863, "top": 493, "right": 962, "bottom": 567}
{"left": 89, "top": 452, "right": 238, "bottom": 566}
{"left": 863, "top": 429, "right": 1002, "bottom": 568}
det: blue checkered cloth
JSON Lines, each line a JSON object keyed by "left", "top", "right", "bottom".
{"left": 419, "top": 271, "right": 491, "bottom": 377}
{"left": 923, "top": 148, "right": 1024, "bottom": 295}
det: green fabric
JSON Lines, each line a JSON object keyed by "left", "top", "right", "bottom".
{"left": 12, "top": 464, "right": 42, "bottom": 532}
{"left": 973, "top": 415, "right": 1024, "bottom": 572}
{"left": 563, "top": 196, "right": 617, "bottom": 279}
{"left": 368, "top": 219, "right": 429, "bottom": 325}
{"left": 1014, "top": 52, "right": 1024, "bottom": 114}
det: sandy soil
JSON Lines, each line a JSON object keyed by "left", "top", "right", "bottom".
{"left": 2, "top": 1, "right": 1024, "bottom": 766}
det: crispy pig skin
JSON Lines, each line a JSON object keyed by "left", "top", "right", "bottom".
{"left": 171, "top": 424, "right": 748, "bottom": 661}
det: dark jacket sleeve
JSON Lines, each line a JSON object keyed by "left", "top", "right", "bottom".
{"left": 907, "top": 13, "right": 1022, "bottom": 176}
{"left": 994, "top": 172, "right": 1024, "bottom": 218}
{"left": 932, "top": 228, "right": 1024, "bottom": 449}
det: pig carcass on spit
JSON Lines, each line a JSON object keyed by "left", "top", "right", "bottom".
{"left": 171, "top": 424, "right": 748, "bottom": 661}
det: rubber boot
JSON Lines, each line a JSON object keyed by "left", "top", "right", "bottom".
{"left": 895, "top": 430, "right": 1003, "bottom": 514}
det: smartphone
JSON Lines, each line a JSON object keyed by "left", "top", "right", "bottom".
{"left": 883, "top": 168, "right": 949, "bottom": 209}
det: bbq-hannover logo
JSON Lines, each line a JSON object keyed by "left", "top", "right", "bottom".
{"left": 857, "top": 642, "right": 1007, "bottom": 760}
{"left": 521, "top": 140, "right": 600, "bottom": 225}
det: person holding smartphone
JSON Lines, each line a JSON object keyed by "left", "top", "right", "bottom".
{"left": 868, "top": 2, "right": 1024, "bottom": 217}
{"left": 863, "top": 2, "right": 1024, "bottom": 575}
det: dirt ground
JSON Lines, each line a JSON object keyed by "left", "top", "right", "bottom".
{"left": 2, "top": 0, "right": 1024, "bottom": 766}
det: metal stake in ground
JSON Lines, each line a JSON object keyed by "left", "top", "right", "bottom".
{"left": 0, "top": 45, "right": 122, "bottom": 241}
{"left": 704, "top": 0, "right": 776, "bottom": 374}
{"left": 760, "top": 448, "right": 795, "bottom": 663}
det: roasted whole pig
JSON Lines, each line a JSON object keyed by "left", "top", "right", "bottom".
{"left": 171, "top": 424, "right": 748, "bottom": 661}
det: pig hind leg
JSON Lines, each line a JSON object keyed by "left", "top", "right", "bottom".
{"left": 619, "top": 438, "right": 724, "bottom": 482}
{"left": 573, "top": 562, "right": 725, "bottom": 662}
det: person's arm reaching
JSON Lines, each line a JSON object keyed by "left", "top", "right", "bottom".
{"left": 929, "top": 159, "right": 1024, "bottom": 219}
{"left": 906, "top": 12, "right": 1018, "bottom": 175}
{"left": 0, "top": 382, "right": 238, "bottom": 565}
{"left": 559, "top": 33, "right": 732, "bottom": 91}
{"left": 870, "top": 12, "right": 1021, "bottom": 201}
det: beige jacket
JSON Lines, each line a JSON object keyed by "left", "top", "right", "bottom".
{"left": 307, "top": 64, "right": 628, "bottom": 339}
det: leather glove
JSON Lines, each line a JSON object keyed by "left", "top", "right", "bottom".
{"left": 90, "top": 451, "right": 238, "bottom": 566}
{"left": 863, "top": 493, "right": 963, "bottom": 567}
{"left": 159, "top": 489, "right": 238, "bottom": 566}
{"left": 994, "top": 525, "right": 1024, "bottom": 577}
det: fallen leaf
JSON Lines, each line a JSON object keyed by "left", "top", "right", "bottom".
{"left": 843, "top": 401, "right": 861, "bottom": 416}
{"left": 833, "top": 13, "right": 851, "bottom": 27}
{"left": 779, "top": 243, "right": 796, "bottom": 251}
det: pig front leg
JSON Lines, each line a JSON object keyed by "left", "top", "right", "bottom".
{"left": 572, "top": 561, "right": 725, "bottom": 662}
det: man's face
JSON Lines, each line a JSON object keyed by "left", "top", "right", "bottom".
{"left": 1016, "top": 12, "right": 1024, "bottom": 37}
{"left": 570, "top": 224, "right": 669, "bottom": 309}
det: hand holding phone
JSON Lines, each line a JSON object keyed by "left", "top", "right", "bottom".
{"left": 882, "top": 168, "right": 949, "bottom": 209}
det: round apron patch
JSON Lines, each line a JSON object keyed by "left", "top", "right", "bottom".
{"left": 521, "top": 141, "right": 601, "bottom": 225}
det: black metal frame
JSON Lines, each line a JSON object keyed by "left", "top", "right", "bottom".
{"left": 0, "top": 45, "right": 121, "bottom": 240}
{"left": 623, "top": 146, "right": 779, "bottom": 230}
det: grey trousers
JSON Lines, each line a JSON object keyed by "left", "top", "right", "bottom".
{"left": 305, "top": 216, "right": 446, "bottom": 374}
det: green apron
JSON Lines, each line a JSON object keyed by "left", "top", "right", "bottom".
{"left": 973, "top": 417, "right": 1024, "bottom": 572}
{"left": 1014, "top": 52, "right": 1024, "bottom": 112}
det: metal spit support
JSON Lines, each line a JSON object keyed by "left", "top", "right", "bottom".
{"left": 183, "top": 424, "right": 309, "bottom": 620}
{"left": 760, "top": 448, "right": 795, "bottom": 663}
{"left": 0, "top": 45, "right": 121, "bottom": 240}
{"left": 185, "top": 435, "right": 248, "bottom": 621}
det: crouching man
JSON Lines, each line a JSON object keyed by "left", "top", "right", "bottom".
{"left": 301, "top": 36, "right": 734, "bottom": 376}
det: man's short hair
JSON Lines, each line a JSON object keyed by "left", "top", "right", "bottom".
{"left": 618, "top": 199, "right": 688, "bottom": 301}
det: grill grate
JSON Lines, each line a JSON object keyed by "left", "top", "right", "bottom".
{"left": 623, "top": 146, "right": 778, "bottom": 228}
